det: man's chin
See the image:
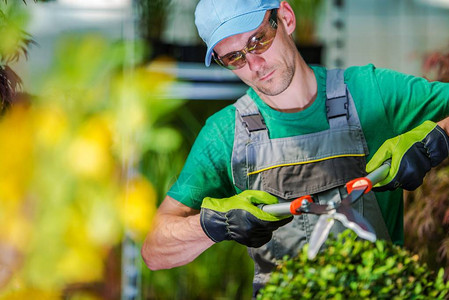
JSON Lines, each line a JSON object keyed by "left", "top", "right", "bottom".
{"left": 255, "top": 83, "right": 288, "bottom": 97}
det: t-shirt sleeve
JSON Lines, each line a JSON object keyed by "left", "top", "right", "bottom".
{"left": 167, "top": 106, "right": 236, "bottom": 210}
{"left": 373, "top": 67, "right": 449, "bottom": 134}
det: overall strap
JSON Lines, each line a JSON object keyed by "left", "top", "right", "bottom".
{"left": 326, "top": 69, "right": 369, "bottom": 155}
{"left": 233, "top": 94, "right": 269, "bottom": 141}
{"left": 232, "top": 94, "right": 269, "bottom": 190}
{"left": 326, "top": 69, "right": 349, "bottom": 128}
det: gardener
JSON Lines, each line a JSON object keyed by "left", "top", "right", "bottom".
{"left": 141, "top": 0, "right": 449, "bottom": 294}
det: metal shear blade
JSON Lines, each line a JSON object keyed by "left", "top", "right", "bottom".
{"left": 308, "top": 214, "right": 335, "bottom": 260}
{"left": 340, "top": 186, "right": 368, "bottom": 206}
{"left": 307, "top": 206, "right": 376, "bottom": 259}
{"left": 335, "top": 206, "right": 376, "bottom": 241}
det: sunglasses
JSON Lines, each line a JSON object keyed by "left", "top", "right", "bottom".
{"left": 213, "top": 9, "right": 278, "bottom": 70}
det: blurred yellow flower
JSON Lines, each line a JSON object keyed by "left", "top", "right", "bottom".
{"left": 117, "top": 176, "right": 156, "bottom": 240}
{"left": 64, "top": 198, "right": 121, "bottom": 249}
{"left": 56, "top": 246, "right": 104, "bottom": 284}
{"left": 138, "top": 63, "right": 175, "bottom": 95}
{"left": 0, "top": 106, "right": 33, "bottom": 203}
{"left": 66, "top": 116, "right": 113, "bottom": 181}
{"left": 33, "top": 105, "right": 68, "bottom": 148}
{"left": 67, "top": 137, "right": 109, "bottom": 179}
{"left": 0, "top": 288, "right": 60, "bottom": 300}
{"left": 85, "top": 198, "right": 122, "bottom": 247}
{"left": 0, "top": 214, "right": 32, "bottom": 250}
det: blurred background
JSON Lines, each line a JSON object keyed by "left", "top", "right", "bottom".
{"left": 1, "top": 0, "right": 449, "bottom": 299}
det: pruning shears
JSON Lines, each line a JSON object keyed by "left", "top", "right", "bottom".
{"left": 259, "top": 162, "right": 390, "bottom": 259}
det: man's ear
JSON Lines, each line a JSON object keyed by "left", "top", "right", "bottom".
{"left": 278, "top": 1, "right": 296, "bottom": 35}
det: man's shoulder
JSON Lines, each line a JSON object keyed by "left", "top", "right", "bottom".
{"left": 204, "top": 101, "right": 237, "bottom": 127}
{"left": 344, "top": 64, "right": 377, "bottom": 80}
{"left": 311, "top": 64, "right": 378, "bottom": 88}
{"left": 344, "top": 64, "right": 423, "bottom": 94}
{"left": 197, "top": 99, "right": 239, "bottom": 143}
{"left": 343, "top": 64, "right": 385, "bottom": 96}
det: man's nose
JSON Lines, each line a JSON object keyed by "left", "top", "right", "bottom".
{"left": 246, "top": 53, "right": 265, "bottom": 72}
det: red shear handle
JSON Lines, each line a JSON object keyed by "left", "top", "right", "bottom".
{"left": 346, "top": 163, "right": 391, "bottom": 194}
{"left": 290, "top": 195, "right": 313, "bottom": 215}
{"left": 346, "top": 178, "right": 372, "bottom": 194}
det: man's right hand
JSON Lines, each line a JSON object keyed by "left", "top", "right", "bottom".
{"left": 200, "top": 190, "right": 293, "bottom": 248}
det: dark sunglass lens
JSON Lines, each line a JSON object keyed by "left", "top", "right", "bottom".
{"left": 230, "top": 59, "right": 246, "bottom": 70}
{"left": 255, "top": 37, "right": 275, "bottom": 54}
{"left": 222, "top": 52, "right": 245, "bottom": 69}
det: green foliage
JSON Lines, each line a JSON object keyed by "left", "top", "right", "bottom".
{"left": 136, "top": 0, "right": 172, "bottom": 41}
{"left": 258, "top": 230, "right": 449, "bottom": 299}
{"left": 139, "top": 99, "right": 254, "bottom": 300}
{"left": 404, "top": 160, "right": 449, "bottom": 280}
{"left": 142, "top": 242, "right": 253, "bottom": 300}
{"left": 0, "top": 1, "right": 32, "bottom": 62}
{"left": 0, "top": 1, "right": 34, "bottom": 111}
{"left": 2, "top": 1, "right": 34, "bottom": 6}
{"left": 288, "top": 0, "right": 324, "bottom": 45}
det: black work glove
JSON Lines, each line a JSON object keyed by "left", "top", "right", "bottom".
{"left": 200, "top": 190, "right": 293, "bottom": 248}
{"left": 367, "top": 120, "right": 449, "bottom": 191}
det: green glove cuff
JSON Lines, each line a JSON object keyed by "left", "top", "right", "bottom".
{"left": 201, "top": 190, "right": 286, "bottom": 222}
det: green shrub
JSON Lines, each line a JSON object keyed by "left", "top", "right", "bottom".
{"left": 258, "top": 230, "right": 449, "bottom": 299}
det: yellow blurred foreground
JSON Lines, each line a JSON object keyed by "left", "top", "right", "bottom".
{"left": 0, "top": 33, "right": 181, "bottom": 298}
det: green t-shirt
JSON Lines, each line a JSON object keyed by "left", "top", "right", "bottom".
{"left": 168, "top": 64, "right": 449, "bottom": 245}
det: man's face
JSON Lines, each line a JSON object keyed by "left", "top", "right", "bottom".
{"left": 213, "top": 10, "right": 296, "bottom": 97}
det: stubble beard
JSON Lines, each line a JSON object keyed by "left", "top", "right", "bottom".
{"left": 253, "top": 63, "right": 295, "bottom": 97}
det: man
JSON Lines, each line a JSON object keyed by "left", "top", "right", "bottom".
{"left": 142, "top": 0, "right": 449, "bottom": 294}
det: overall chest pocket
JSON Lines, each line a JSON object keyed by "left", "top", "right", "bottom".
{"left": 259, "top": 156, "right": 366, "bottom": 200}
{"left": 246, "top": 127, "right": 368, "bottom": 201}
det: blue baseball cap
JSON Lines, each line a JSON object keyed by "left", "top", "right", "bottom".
{"left": 195, "top": 0, "right": 280, "bottom": 67}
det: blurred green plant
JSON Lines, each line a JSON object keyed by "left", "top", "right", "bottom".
{"left": 141, "top": 241, "right": 253, "bottom": 300}
{"left": 2, "top": 1, "right": 35, "bottom": 4}
{"left": 0, "top": 0, "right": 36, "bottom": 112}
{"left": 404, "top": 161, "right": 449, "bottom": 281}
{"left": 136, "top": 0, "right": 172, "bottom": 42}
{"left": 258, "top": 230, "right": 449, "bottom": 299}
{"left": 288, "top": 0, "right": 324, "bottom": 45}
{"left": 139, "top": 98, "right": 254, "bottom": 299}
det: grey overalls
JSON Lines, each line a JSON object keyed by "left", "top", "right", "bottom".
{"left": 231, "top": 69, "right": 390, "bottom": 291}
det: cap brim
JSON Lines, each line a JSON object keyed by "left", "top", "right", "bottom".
{"left": 204, "top": 10, "right": 266, "bottom": 67}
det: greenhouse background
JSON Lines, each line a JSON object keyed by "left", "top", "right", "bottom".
{"left": 1, "top": 0, "right": 449, "bottom": 299}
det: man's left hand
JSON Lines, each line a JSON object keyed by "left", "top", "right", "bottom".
{"left": 366, "top": 120, "right": 449, "bottom": 191}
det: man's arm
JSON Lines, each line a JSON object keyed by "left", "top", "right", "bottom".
{"left": 437, "top": 116, "right": 449, "bottom": 134}
{"left": 141, "top": 191, "right": 293, "bottom": 270}
{"left": 141, "top": 195, "right": 214, "bottom": 271}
